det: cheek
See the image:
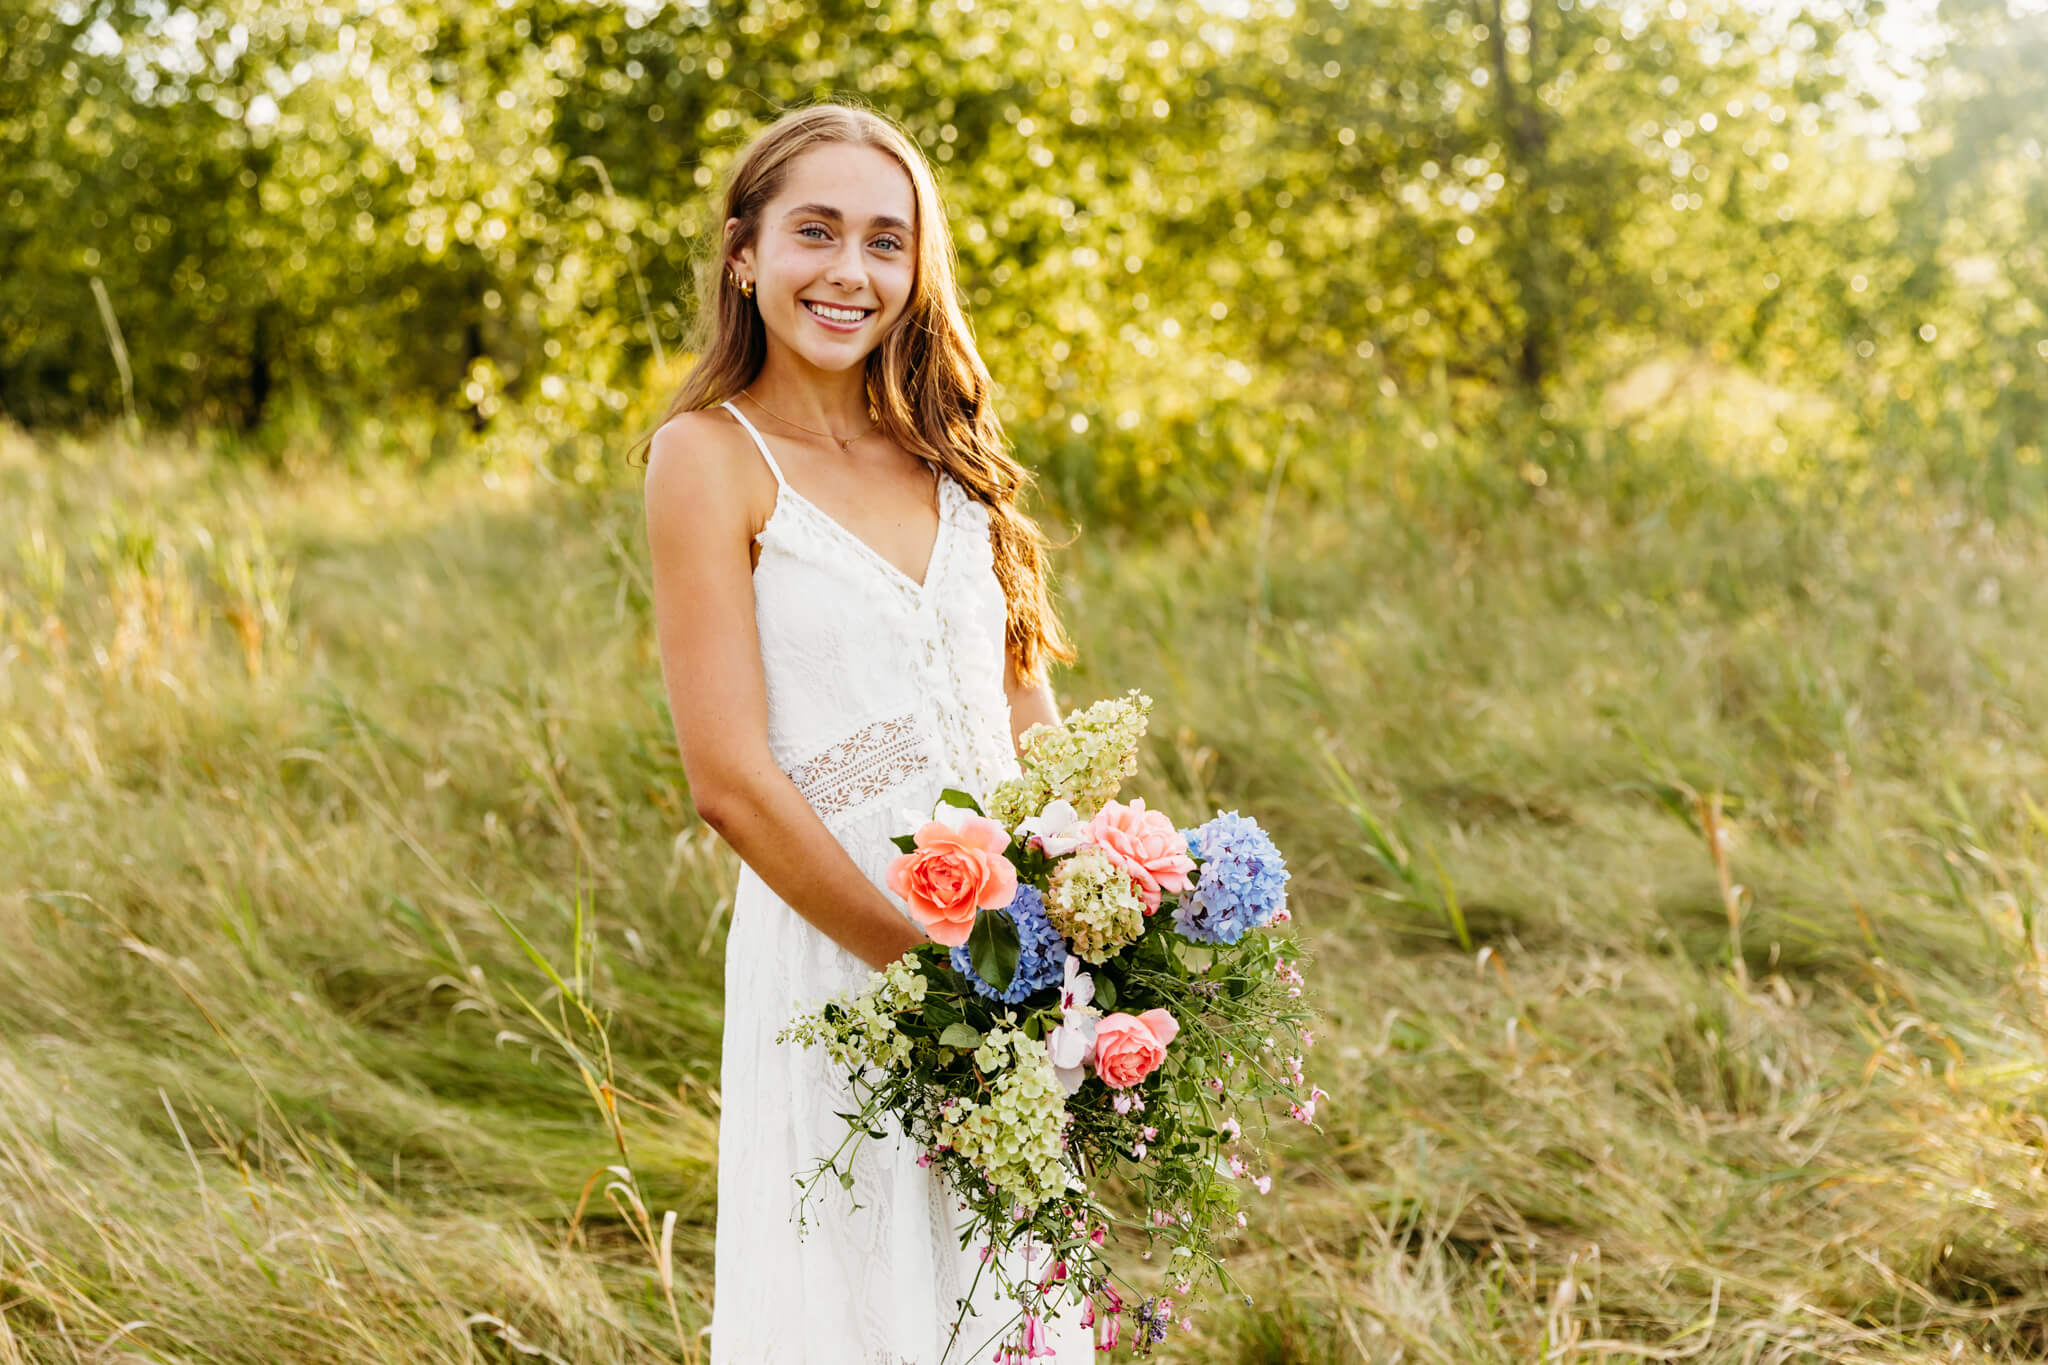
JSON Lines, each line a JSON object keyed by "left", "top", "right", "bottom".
{"left": 880, "top": 263, "right": 916, "bottom": 310}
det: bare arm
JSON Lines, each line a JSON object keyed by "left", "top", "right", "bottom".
{"left": 1004, "top": 647, "right": 1061, "bottom": 760}
{"left": 643, "top": 413, "right": 927, "bottom": 973}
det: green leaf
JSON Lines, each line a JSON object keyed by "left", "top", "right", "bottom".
{"left": 890, "top": 832, "right": 918, "bottom": 854}
{"left": 938, "top": 1022, "right": 984, "bottom": 1049}
{"left": 968, "top": 907, "right": 1021, "bottom": 993}
{"left": 1425, "top": 841, "right": 1473, "bottom": 953}
{"left": 936, "top": 787, "right": 986, "bottom": 817}
{"left": 1094, "top": 974, "right": 1117, "bottom": 1009}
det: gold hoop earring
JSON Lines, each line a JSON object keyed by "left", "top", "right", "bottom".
{"left": 726, "top": 270, "right": 754, "bottom": 298}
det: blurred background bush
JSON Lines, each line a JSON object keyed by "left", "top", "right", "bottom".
{"left": 5, "top": 0, "right": 2042, "bottom": 519}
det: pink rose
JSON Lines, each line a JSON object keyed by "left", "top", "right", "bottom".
{"left": 885, "top": 808, "right": 1018, "bottom": 947}
{"left": 1083, "top": 797, "right": 1196, "bottom": 915}
{"left": 1091, "top": 1008, "right": 1179, "bottom": 1089}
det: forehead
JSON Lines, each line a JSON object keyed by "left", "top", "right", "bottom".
{"left": 769, "top": 142, "right": 918, "bottom": 234}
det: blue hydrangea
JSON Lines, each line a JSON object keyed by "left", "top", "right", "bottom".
{"left": 1173, "top": 811, "right": 1289, "bottom": 945}
{"left": 950, "top": 884, "right": 1070, "bottom": 1004}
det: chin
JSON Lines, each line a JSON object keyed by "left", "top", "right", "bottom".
{"left": 793, "top": 344, "right": 875, "bottom": 372}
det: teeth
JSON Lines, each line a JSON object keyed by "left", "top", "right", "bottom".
{"left": 805, "top": 301, "right": 869, "bottom": 323}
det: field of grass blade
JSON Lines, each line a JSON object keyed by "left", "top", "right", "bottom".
{"left": 4, "top": 419, "right": 2048, "bottom": 1363}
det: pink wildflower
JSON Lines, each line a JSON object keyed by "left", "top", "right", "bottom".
{"left": 1021, "top": 1312, "right": 1054, "bottom": 1359}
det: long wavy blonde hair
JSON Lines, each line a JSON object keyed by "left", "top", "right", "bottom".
{"left": 627, "top": 100, "right": 1076, "bottom": 688}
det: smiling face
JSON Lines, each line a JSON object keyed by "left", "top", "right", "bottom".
{"left": 728, "top": 142, "right": 919, "bottom": 374}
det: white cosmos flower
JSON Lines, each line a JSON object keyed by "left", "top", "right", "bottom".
{"left": 1017, "top": 797, "right": 1090, "bottom": 856}
{"left": 1057, "top": 952, "right": 1094, "bottom": 1012}
{"left": 901, "top": 797, "right": 996, "bottom": 838}
{"left": 1045, "top": 1012, "right": 1099, "bottom": 1094}
{"left": 1044, "top": 955, "right": 1101, "bottom": 1093}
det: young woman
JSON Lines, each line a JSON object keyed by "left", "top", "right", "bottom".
{"left": 638, "top": 103, "right": 1096, "bottom": 1363}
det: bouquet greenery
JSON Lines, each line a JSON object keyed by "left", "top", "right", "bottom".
{"left": 778, "top": 691, "right": 1324, "bottom": 1360}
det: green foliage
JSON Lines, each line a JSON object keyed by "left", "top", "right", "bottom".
{"left": 5, "top": 0, "right": 2042, "bottom": 520}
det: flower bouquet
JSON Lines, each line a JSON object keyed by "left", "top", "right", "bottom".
{"left": 777, "top": 691, "right": 1324, "bottom": 1360}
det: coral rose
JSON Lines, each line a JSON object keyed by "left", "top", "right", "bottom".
{"left": 1083, "top": 797, "right": 1196, "bottom": 915}
{"left": 885, "top": 806, "right": 1018, "bottom": 947}
{"left": 1091, "top": 1008, "right": 1180, "bottom": 1089}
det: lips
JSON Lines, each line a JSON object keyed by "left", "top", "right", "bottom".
{"left": 802, "top": 300, "right": 874, "bottom": 323}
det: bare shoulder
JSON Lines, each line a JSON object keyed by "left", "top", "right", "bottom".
{"left": 643, "top": 405, "right": 776, "bottom": 546}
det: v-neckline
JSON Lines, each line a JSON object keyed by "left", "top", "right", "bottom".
{"left": 776, "top": 471, "right": 951, "bottom": 598}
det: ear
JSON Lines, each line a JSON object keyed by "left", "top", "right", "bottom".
{"left": 724, "top": 217, "right": 752, "bottom": 275}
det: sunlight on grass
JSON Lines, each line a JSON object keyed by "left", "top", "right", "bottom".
{"left": 4, "top": 412, "right": 2047, "bottom": 1361}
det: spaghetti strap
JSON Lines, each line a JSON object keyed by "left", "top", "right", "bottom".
{"left": 720, "top": 400, "right": 788, "bottom": 489}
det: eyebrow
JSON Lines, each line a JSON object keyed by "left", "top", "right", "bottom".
{"left": 782, "top": 202, "right": 914, "bottom": 234}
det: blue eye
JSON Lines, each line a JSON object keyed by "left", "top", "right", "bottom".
{"left": 800, "top": 224, "right": 903, "bottom": 251}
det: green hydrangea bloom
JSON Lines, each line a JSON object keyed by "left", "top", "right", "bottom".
{"left": 777, "top": 955, "right": 931, "bottom": 1073}
{"left": 1041, "top": 844, "right": 1147, "bottom": 963}
{"left": 987, "top": 689, "right": 1153, "bottom": 826}
{"left": 939, "top": 1024, "right": 1070, "bottom": 1206}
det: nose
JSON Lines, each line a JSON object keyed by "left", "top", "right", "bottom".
{"left": 824, "top": 238, "right": 867, "bottom": 292}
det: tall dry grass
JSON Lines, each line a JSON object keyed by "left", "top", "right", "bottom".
{"left": 4, "top": 413, "right": 2047, "bottom": 1363}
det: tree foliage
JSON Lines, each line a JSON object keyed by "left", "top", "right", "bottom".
{"left": 1, "top": 0, "right": 2041, "bottom": 506}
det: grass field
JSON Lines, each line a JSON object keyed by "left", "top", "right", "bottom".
{"left": 5, "top": 416, "right": 2048, "bottom": 1364}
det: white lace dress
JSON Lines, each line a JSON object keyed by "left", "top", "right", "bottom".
{"left": 706, "top": 400, "right": 1095, "bottom": 1364}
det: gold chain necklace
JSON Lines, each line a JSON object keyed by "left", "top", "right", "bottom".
{"left": 736, "top": 387, "right": 878, "bottom": 454}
